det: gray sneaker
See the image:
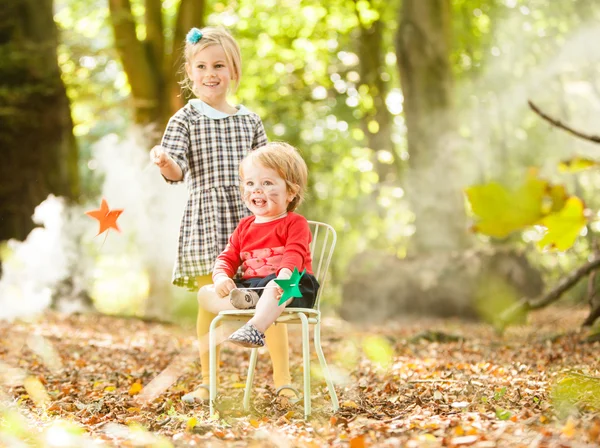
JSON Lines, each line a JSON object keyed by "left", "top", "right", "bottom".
{"left": 228, "top": 323, "right": 265, "bottom": 348}
{"left": 229, "top": 289, "right": 259, "bottom": 309}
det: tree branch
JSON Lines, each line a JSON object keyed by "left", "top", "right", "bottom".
{"left": 582, "top": 304, "right": 600, "bottom": 327}
{"left": 108, "top": 0, "right": 160, "bottom": 124}
{"left": 500, "top": 257, "right": 600, "bottom": 325}
{"left": 528, "top": 100, "right": 600, "bottom": 144}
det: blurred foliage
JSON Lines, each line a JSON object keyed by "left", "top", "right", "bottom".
{"left": 552, "top": 372, "right": 600, "bottom": 418}
{"left": 52, "top": 0, "right": 600, "bottom": 314}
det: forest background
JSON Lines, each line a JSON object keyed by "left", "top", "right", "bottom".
{"left": 2, "top": 0, "right": 600, "bottom": 446}
{"left": 2, "top": 0, "right": 600, "bottom": 324}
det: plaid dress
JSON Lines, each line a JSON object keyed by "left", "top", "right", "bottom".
{"left": 161, "top": 100, "right": 268, "bottom": 289}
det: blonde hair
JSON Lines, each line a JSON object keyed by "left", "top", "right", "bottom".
{"left": 240, "top": 142, "right": 308, "bottom": 212}
{"left": 181, "top": 27, "right": 242, "bottom": 95}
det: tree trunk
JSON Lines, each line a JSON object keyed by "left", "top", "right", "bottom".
{"left": 395, "top": 0, "right": 470, "bottom": 253}
{"left": 354, "top": 2, "right": 399, "bottom": 184}
{"left": 108, "top": 0, "right": 206, "bottom": 128}
{"left": 107, "top": 0, "right": 206, "bottom": 318}
{"left": 0, "top": 0, "right": 79, "bottom": 244}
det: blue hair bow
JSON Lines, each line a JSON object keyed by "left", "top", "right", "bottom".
{"left": 186, "top": 28, "right": 203, "bottom": 44}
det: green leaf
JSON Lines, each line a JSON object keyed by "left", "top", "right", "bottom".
{"left": 495, "top": 407, "right": 512, "bottom": 420}
{"left": 537, "top": 197, "right": 587, "bottom": 251}
{"left": 494, "top": 386, "right": 507, "bottom": 400}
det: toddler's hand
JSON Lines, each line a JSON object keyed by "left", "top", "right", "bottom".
{"left": 150, "top": 145, "right": 172, "bottom": 168}
{"left": 214, "top": 276, "right": 236, "bottom": 298}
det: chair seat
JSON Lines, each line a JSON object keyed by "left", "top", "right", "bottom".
{"left": 218, "top": 308, "right": 320, "bottom": 325}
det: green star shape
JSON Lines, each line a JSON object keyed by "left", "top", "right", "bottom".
{"left": 275, "top": 267, "right": 306, "bottom": 305}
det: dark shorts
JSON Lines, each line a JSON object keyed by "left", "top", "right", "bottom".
{"left": 234, "top": 273, "right": 320, "bottom": 309}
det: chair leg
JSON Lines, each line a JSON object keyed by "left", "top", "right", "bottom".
{"left": 314, "top": 320, "right": 339, "bottom": 412}
{"left": 243, "top": 348, "right": 258, "bottom": 411}
{"left": 297, "top": 313, "right": 311, "bottom": 418}
{"left": 209, "top": 315, "right": 224, "bottom": 417}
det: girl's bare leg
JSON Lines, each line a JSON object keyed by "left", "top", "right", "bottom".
{"left": 196, "top": 285, "right": 238, "bottom": 314}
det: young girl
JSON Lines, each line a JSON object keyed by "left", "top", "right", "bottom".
{"left": 197, "top": 142, "right": 319, "bottom": 348}
{"left": 150, "top": 27, "right": 292, "bottom": 402}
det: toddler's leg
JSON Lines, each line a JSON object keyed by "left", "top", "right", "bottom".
{"left": 227, "top": 286, "right": 297, "bottom": 396}
{"left": 247, "top": 285, "right": 289, "bottom": 333}
{"left": 228, "top": 284, "right": 289, "bottom": 348}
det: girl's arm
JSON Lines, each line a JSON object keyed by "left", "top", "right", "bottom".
{"left": 252, "top": 118, "right": 268, "bottom": 150}
{"left": 150, "top": 145, "right": 183, "bottom": 181}
{"left": 159, "top": 114, "right": 190, "bottom": 184}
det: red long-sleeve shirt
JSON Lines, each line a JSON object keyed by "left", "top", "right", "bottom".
{"left": 212, "top": 213, "right": 313, "bottom": 281}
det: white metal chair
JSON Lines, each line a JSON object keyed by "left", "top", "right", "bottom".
{"left": 208, "top": 220, "right": 339, "bottom": 418}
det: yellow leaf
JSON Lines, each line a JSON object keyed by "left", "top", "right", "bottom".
{"left": 465, "top": 171, "right": 548, "bottom": 238}
{"left": 231, "top": 382, "right": 247, "bottom": 389}
{"left": 342, "top": 400, "right": 360, "bottom": 409}
{"left": 104, "top": 386, "right": 116, "bottom": 392}
{"left": 23, "top": 377, "right": 50, "bottom": 408}
{"left": 537, "top": 197, "right": 586, "bottom": 251}
{"left": 453, "top": 425, "right": 465, "bottom": 436}
{"left": 561, "top": 417, "right": 577, "bottom": 438}
{"left": 128, "top": 382, "right": 143, "bottom": 396}
{"left": 558, "top": 156, "right": 600, "bottom": 173}
{"left": 186, "top": 417, "right": 198, "bottom": 431}
{"left": 127, "top": 407, "right": 141, "bottom": 413}
{"left": 249, "top": 418, "right": 260, "bottom": 428}
{"left": 546, "top": 184, "right": 568, "bottom": 214}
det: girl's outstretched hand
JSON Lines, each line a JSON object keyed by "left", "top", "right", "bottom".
{"left": 214, "top": 276, "right": 236, "bottom": 298}
{"left": 150, "top": 145, "right": 172, "bottom": 168}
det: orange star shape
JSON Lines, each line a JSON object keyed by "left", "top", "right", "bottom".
{"left": 85, "top": 198, "right": 124, "bottom": 236}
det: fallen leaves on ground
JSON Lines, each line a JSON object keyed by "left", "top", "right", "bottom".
{"left": 1, "top": 307, "right": 600, "bottom": 447}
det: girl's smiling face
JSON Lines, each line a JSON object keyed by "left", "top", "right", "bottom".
{"left": 241, "top": 159, "right": 295, "bottom": 222}
{"left": 186, "top": 44, "right": 233, "bottom": 110}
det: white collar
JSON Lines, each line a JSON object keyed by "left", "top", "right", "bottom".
{"left": 189, "top": 99, "right": 251, "bottom": 119}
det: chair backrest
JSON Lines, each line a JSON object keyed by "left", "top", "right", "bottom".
{"left": 307, "top": 221, "right": 337, "bottom": 310}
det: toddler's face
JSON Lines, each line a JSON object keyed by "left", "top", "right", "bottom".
{"left": 241, "top": 160, "right": 295, "bottom": 223}
{"left": 186, "top": 44, "right": 232, "bottom": 106}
